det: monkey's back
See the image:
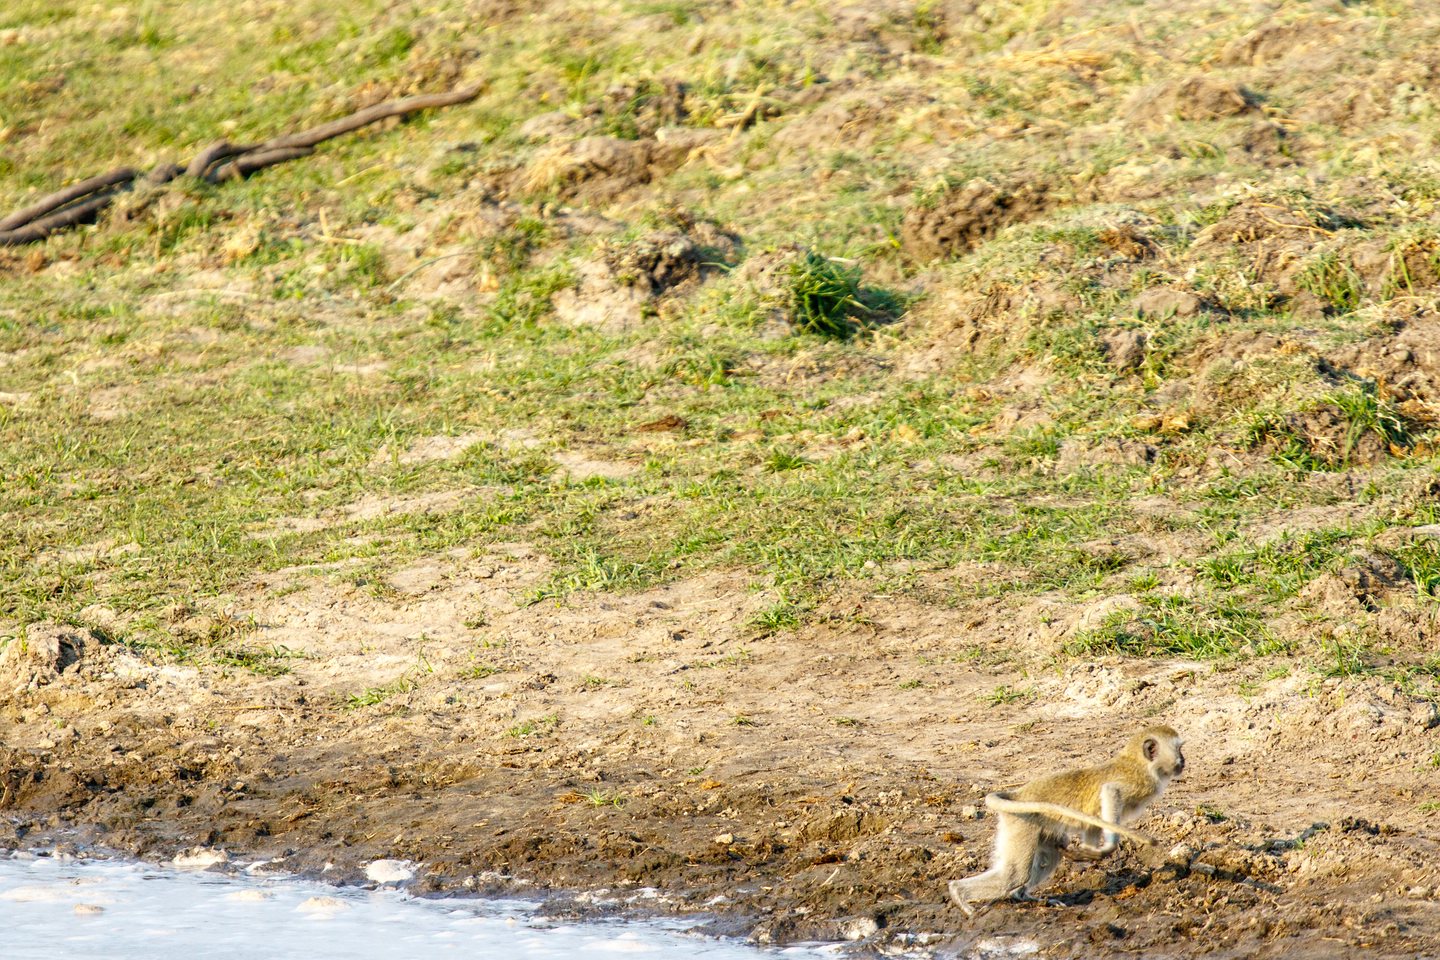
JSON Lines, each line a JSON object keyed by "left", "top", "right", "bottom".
{"left": 1011, "top": 766, "right": 1105, "bottom": 815}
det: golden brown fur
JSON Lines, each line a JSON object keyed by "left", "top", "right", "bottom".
{"left": 948, "top": 725, "right": 1185, "bottom": 916}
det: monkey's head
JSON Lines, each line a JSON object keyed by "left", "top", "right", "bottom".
{"left": 1134, "top": 725, "right": 1185, "bottom": 779}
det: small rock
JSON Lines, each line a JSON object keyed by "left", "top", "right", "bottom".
{"left": 840, "top": 916, "right": 880, "bottom": 941}
{"left": 73, "top": 904, "right": 105, "bottom": 916}
{"left": 1166, "top": 843, "right": 1197, "bottom": 867}
{"left": 712, "top": 833, "right": 735, "bottom": 846}
{"left": 1133, "top": 287, "right": 1204, "bottom": 319}
{"left": 1057, "top": 439, "right": 1157, "bottom": 471}
{"left": 1102, "top": 329, "right": 1148, "bottom": 371}
{"left": 958, "top": 805, "right": 983, "bottom": 821}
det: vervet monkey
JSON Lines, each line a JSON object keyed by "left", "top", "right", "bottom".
{"left": 949, "top": 724, "right": 1185, "bottom": 916}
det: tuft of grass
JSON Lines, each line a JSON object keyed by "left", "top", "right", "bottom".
{"left": 1198, "top": 529, "right": 1353, "bottom": 599}
{"left": 507, "top": 713, "right": 560, "bottom": 738}
{"left": 787, "top": 251, "right": 865, "bottom": 337}
{"left": 1321, "top": 637, "right": 1373, "bottom": 678}
{"left": 344, "top": 676, "right": 416, "bottom": 709}
{"left": 765, "top": 448, "right": 810, "bottom": 472}
{"left": 489, "top": 266, "right": 576, "bottom": 326}
{"left": 1247, "top": 385, "right": 1415, "bottom": 470}
{"left": 981, "top": 684, "right": 1035, "bottom": 706}
{"left": 212, "top": 643, "right": 304, "bottom": 677}
{"left": 1392, "top": 539, "right": 1440, "bottom": 598}
{"left": 748, "top": 592, "right": 810, "bottom": 632}
{"left": 1330, "top": 384, "right": 1413, "bottom": 454}
{"left": 1296, "top": 252, "right": 1363, "bottom": 314}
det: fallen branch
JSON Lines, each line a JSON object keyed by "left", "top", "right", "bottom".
{"left": 0, "top": 168, "right": 138, "bottom": 232}
{"left": 0, "top": 82, "right": 485, "bottom": 247}
{"left": 210, "top": 146, "right": 315, "bottom": 182}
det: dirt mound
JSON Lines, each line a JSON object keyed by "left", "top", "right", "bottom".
{"left": 900, "top": 179, "right": 1050, "bottom": 262}
{"left": 0, "top": 624, "right": 88, "bottom": 694}
{"left": 1328, "top": 311, "right": 1440, "bottom": 408}
{"left": 1170, "top": 75, "right": 1257, "bottom": 121}
{"left": 1218, "top": 18, "right": 1353, "bottom": 68}
{"left": 552, "top": 226, "right": 732, "bottom": 332}
{"left": 1257, "top": 403, "right": 1388, "bottom": 468}
{"left": 520, "top": 129, "right": 721, "bottom": 201}
{"left": 1056, "top": 438, "right": 1157, "bottom": 472}
{"left": 1097, "top": 226, "right": 1157, "bottom": 260}
{"left": 1193, "top": 198, "right": 1353, "bottom": 248}
{"left": 584, "top": 80, "right": 689, "bottom": 139}
{"left": 1126, "top": 75, "right": 1258, "bottom": 126}
{"left": 1132, "top": 287, "right": 1210, "bottom": 320}
{"left": 0, "top": 624, "right": 88, "bottom": 690}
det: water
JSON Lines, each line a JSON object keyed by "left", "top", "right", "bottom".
{"left": 0, "top": 853, "right": 842, "bottom": 960}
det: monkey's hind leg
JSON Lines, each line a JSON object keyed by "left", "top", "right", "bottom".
{"left": 949, "top": 817, "right": 1040, "bottom": 917}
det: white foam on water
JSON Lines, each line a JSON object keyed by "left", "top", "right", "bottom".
{"left": 363, "top": 858, "right": 416, "bottom": 884}
{"left": 0, "top": 854, "right": 843, "bottom": 960}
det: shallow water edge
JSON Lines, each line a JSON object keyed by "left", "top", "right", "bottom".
{"left": 1, "top": 846, "right": 857, "bottom": 960}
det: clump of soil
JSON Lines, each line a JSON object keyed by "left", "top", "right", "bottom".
{"left": 1100, "top": 328, "right": 1147, "bottom": 372}
{"left": 519, "top": 129, "right": 721, "bottom": 202}
{"left": 1132, "top": 287, "right": 1210, "bottom": 320}
{"left": 900, "top": 179, "right": 1050, "bottom": 262}
{"left": 1336, "top": 551, "right": 1410, "bottom": 609}
{"left": 1170, "top": 75, "right": 1258, "bottom": 120}
{"left": 1327, "top": 312, "right": 1440, "bottom": 407}
{"left": 584, "top": 80, "right": 689, "bottom": 139}
{"left": 1097, "top": 226, "right": 1157, "bottom": 260}
{"left": 1193, "top": 197, "right": 1354, "bottom": 248}
{"left": 553, "top": 230, "right": 711, "bottom": 331}
{"left": 1126, "top": 75, "right": 1258, "bottom": 127}
{"left": 1056, "top": 437, "right": 1157, "bottom": 471}
{"left": 1219, "top": 17, "right": 1356, "bottom": 68}
{"left": 1254, "top": 403, "right": 1388, "bottom": 468}
{"left": 0, "top": 624, "right": 87, "bottom": 695}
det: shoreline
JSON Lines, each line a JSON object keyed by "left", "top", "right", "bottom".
{"left": 4, "top": 577, "right": 1439, "bottom": 958}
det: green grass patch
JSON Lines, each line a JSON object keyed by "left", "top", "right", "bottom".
{"left": 1067, "top": 594, "right": 1280, "bottom": 659}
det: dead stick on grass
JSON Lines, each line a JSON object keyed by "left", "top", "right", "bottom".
{"left": 0, "top": 81, "right": 485, "bottom": 246}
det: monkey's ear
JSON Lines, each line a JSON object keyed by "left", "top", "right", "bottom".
{"left": 1143, "top": 737, "right": 1159, "bottom": 761}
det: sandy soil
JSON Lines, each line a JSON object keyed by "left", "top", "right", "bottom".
{"left": 2, "top": 534, "right": 1438, "bottom": 958}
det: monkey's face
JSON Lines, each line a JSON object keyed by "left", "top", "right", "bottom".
{"left": 1143, "top": 732, "right": 1185, "bottom": 779}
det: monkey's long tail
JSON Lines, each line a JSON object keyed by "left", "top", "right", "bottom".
{"left": 984, "top": 794, "right": 1155, "bottom": 846}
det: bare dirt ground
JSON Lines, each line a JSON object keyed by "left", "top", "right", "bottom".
{"left": 3, "top": 537, "right": 1438, "bottom": 958}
